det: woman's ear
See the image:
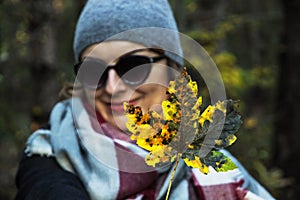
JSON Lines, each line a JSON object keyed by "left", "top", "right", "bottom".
{"left": 59, "top": 82, "right": 84, "bottom": 101}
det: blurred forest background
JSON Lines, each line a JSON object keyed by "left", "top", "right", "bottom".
{"left": 0, "top": 0, "right": 300, "bottom": 199}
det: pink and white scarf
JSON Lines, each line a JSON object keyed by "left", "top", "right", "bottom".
{"left": 25, "top": 98, "right": 273, "bottom": 200}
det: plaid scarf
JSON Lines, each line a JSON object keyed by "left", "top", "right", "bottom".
{"left": 25, "top": 98, "right": 259, "bottom": 200}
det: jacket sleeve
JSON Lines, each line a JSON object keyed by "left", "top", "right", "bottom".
{"left": 15, "top": 154, "right": 90, "bottom": 200}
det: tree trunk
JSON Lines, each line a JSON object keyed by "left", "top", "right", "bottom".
{"left": 274, "top": 0, "right": 300, "bottom": 198}
{"left": 26, "top": 0, "right": 60, "bottom": 126}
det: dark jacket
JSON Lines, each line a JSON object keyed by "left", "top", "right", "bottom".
{"left": 15, "top": 154, "right": 90, "bottom": 200}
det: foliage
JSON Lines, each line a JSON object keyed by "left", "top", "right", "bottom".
{"left": 124, "top": 68, "right": 242, "bottom": 174}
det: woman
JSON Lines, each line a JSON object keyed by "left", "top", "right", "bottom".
{"left": 15, "top": 0, "right": 275, "bottom": 199}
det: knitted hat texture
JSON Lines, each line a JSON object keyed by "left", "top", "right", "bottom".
{"left": 73, "top": 0, "right": 182, "bottom": 64}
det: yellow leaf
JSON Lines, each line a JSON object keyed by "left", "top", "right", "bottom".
{"left": 124, "top": 68, "right": 241, "bottom": 177}
{"left": 227, "top": 134, "right": 237, "bottom": 145}
{"left": 188, "top": 79, "right": 198, "bottom": 97}
{"left": 199, "top": 105, "right": 214, "bottom": 126}
{"left": 199, "top": 101, "right": 227, "bottom": 126}
{"left": 184, "top": 156, "right": 209, "bottom": 174}
{"left": 162, "top": 100, "right": 180, "bottom": 121}
{"left": 215, "top": 101, "right": 227, "bottom": 113}
{"left": 145, "top": 147, "right": 173, "bottom": 167}
{"left": 167, "top": 81, "right": 176, "bottom": 94}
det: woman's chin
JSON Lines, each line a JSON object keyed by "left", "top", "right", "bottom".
{"left": 110, "top": 114, "right": 128, "bottom": 131}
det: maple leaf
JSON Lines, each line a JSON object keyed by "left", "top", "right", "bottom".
{"left": 124, "top": 67, "right": 242, "bottom": 199}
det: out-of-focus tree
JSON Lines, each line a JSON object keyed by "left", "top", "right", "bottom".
{"left": 274, "top": 0, "right": 300, "bottom": 199}
{"left": 0, "top": 0, "right": 85, "bottom": 199}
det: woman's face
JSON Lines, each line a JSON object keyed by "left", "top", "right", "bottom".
{"left": 80, "top": 41, "right": 173, "bottom": 131}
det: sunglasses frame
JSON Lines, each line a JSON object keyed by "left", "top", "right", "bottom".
{"left": 74, "top": 48, "right": 167, "bottom": 89}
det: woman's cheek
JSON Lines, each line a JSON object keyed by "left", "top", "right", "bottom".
{"left": 137, "top": 85, "right": 167, "bottom": 112}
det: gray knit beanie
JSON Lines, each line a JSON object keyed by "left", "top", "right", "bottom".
{"left": 73, "top": 0, "right": 182, "bottom": 65}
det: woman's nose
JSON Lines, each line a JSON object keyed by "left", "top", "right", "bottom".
{"left": 104, "top": 69, "right": 127, "bottom": 94}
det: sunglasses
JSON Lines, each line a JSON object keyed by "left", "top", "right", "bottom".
{"left": 74, "top": 48, "right": 167, "bottom": 89}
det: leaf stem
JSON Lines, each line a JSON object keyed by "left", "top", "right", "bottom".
{"left": 165, "top": 153, "right": 182, "bottom": 200}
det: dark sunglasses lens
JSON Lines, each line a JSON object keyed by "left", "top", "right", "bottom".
{"left": 118, "top": 56, "right": 152, "bottom": 85}
{"left": 76, "top": 59, "right": 107, "bottom": 89}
